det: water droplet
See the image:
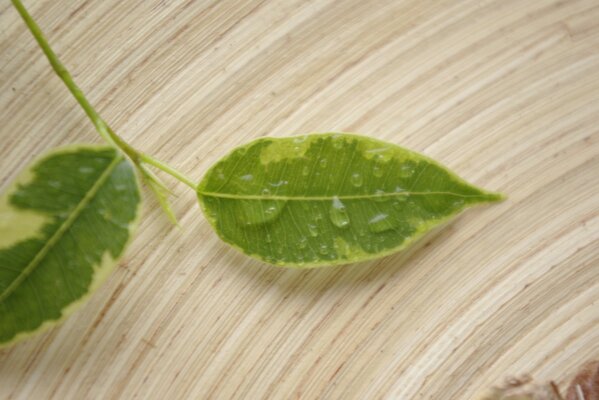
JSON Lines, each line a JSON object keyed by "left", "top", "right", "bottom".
{"left": 307, "top": 224, "right": 319, "bottom": 237}
{"left": 79, "top": 166, "right": 94, "bottom": 174}
{"left": 319, "top": 244, "right": 329, "bottom": 255}
{"left": 240, "top": 174, "right": 253, "bottom": 181}
{"left": 269, "top": 180, "right": 288, "bottom": 187}
{"left": 265, "top": 205, "right": 278, "bottom": 216}
{"left": 373, "top": 165, "right": 384, "bottom": 178}
{"left": 332, "top": 135, "right": 344, "bottom": 149}
{"left": 452, "top": 198, "right": 465, "bottom": 208}
{"left": 350, "top": 172, "right": 363, "bottom": 187}
{"left": 298, "top": 237, "right": 308, "bottom": 249}
{"left": 302, "top": 166, "right": 310, "bottom": 176}
{"left": 216, "top": 167, "right": 225, "bottom": 180}
{"left": 329, "top": 196, "right": 350, "bottom": 228}
{"left": 394, "top": 185, "right": 404, "bottom": 193}
{"left": 368, "top": 213, "right": 396, "bottom": 233}
{"left": 262, "top": 188, "right": 271, "bottom": 196}
{"left": 319, "top": 158, "right": 328, "bottom": 168}
{"left": 293, "top": 136, "right": 307, "bottom": 144}
{"left": 293, "top": 146, "right": 301, "bottom": 153}
{"left": 399, "top": 162, "right": 416, "bottom": 178}
{"left": 373, "top": 189, "right": 390, "bottom": 202}
{"left": 265, "top": 233, "right": 272, "bottom": 243}
{"left": 48, "top": 180, "right": 61, "bottom": 188}
{"left": 115, "top": 183, "right": 127, "bottom": 192}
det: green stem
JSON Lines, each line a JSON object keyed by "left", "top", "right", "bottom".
{"left": 11, "top": 0, "right": 116, "bottom": 147}
{"left": 11, "top": 0, "right": 197, "bottom": 190}
{"left": 139, "top": 153, "right": 197, "bottom": 190}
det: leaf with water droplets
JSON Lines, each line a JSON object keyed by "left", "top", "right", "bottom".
{"left": 0, "top": 145, "right": 141, "bottom": 347}
{"left": 197, "top": 133, "right": 504, "bottom": 267}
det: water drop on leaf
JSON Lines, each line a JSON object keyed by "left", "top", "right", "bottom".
{"left": 329, "top": 196, "right": 350, "bottom": 228}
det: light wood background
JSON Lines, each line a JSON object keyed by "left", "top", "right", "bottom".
{"left": 1, "top": 1, "right": 598, "bottom": 399}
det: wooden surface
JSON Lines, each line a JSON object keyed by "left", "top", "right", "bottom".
{"left": 1, "top": 1, "right": 598, "bottom": 398}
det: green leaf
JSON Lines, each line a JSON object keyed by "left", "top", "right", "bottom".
{"left": 0, "top": 145, "right": 141, "bottom": 347}
{"left": 197, "top": 133, "right": 504, "bottom": 267}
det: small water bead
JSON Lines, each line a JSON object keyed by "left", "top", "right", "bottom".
{"left": 264, "top": 205, "right": 278, "bottom": 216}
{"left": 319, "top": 244, "right": 329, "bottom": 255}
{"left": 373, "top": 165, "right": 384, "bottom": 178}
{"left": 368, "top": 213, "right": 396, "bottom": 233}
{"left": 307, "top": 224, "right": 319, "bottom": 237}
{"left": 302, "top": 166, "right": 310, "bottom": 176}
{"left": 329, "top": 196, "right": 350, "bottom": 228}
{"left": 298, "top": 237, "right": 308, "bottom": 249}
{"left": 216, "top": 167, "right": 225, "bottom": 180}
{"left": 399, "top": 162, "right": 416, "bottom": 178}
{"left": 350, "top": 172, "right": 363, "bottom": 187}
{"left": 269, "top": 180, "right": 288, "bottom": 187}
{"left": 265, "top": 233, "right": 272, "bottom": 243}
{"left": 452, "top": 198, "right": 465, "bottom": 208}
{"left": 373, "top": 189, "right": 390, "bottom": 202}
{"left": 79, "top": 166, "right": 94, "bottom": 174}
{"left": 293, "top": 136, "right": 307, "bottom": 144}
{"left": 332, "top": 136, "right": 344, "bottom": 149}
{"left": 319, "top": 158, "right": 328, "bottom": 168}
{"left": 261, "top": 188, "right": 271, "bottom": 196}
{"left": 240, "top": 174, "right": 254, "bottom": 181}
{"left": 48, "top": 180, "right": 62, "bottom": 189}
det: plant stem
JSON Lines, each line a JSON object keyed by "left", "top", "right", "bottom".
{"left": 139, "top": 153, "right": 197, "bottom": 190}
{"left": 10, "top": 0, "right": 197, "bottom": 190}
{"left": 11, "top": 0, "right": 116, "bottom": 147}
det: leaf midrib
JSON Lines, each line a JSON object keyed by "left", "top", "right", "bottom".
{"left": 0, "top": 155, "right": 123, "bottom": 303}
{"left": 197, "top": 190, "right": 500, "bottom": 201}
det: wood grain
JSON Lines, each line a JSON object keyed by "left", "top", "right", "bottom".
{"left": 1, "top": 0, "right": 598, "bottom": 399}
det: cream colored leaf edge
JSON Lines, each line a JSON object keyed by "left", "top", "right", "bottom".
{"left": 0, "top": 144, "right": 143, "bottom": 349}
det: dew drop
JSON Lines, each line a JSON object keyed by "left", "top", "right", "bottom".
{"left": 452, "top": 198, "right": 465, "bottom": 208}
{"left": 298, "top": 237, "right": 308, "bottom": 249}
{"left": 373, "top": 189, "right": 390, "bottom": 202}
{"left": 319, "top": 244, "right": 329, "bottom": 255}
{"left": 264, "top": 205, "right": 278, "bottom": 216}
{"left": 329, "top": 196, "right": 350, "bottom": 228}
{"left": 48, "top": 180, "right": 62, "bottom": 189}
{"left": 240, "top": 174, "right": 253, "bottom": 181}
{"left": 115, "top": 183, "right": 128, "bottom": 192}
{"left": 79, "top": 166, "right": 94, "bottom": 174}
{"left": 307, "top": 223, "right": 319, "bottom": 237}
{"left": 216, "top": 167, "right": 225, "bottom": 180}
{"left": 350, "top": 172, "right": 363, "bottom": 187}
{"left": 399, "top": 162, "right": 415, "bottom": 178}
{"left": 269, "top": 180, "right": 288, "bottom": 188}
{"left": 302, "top": 166, "right": 310, "bottom": 176}
{"left": 319, "top": 158, "right": 328, "bottom": 168}
{"left": 332, "top": 135, "right": 344, "bottom": 149}
{"left": 368, "top": 213, "right": 396, "bottom": 233}
{"left": 373, "top": 165, "right": 384, "bottom": 178}
{"left": 262, "top": 188, "right": 271, "bottom": 196}
{"left": 265, "top": 233, "right": 272, "bottom": 243}
{"left": 293, "top": 136, "right": 307, "bottom": 144}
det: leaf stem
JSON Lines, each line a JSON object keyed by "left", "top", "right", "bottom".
{"left": 139, "top": 153, "right": 197, "bottom": 190}
{"left": 11, "top": 0, "right": 117, "bottom": 147}
{"left": 11, "top": 0, "right": 198, "bottom": 193}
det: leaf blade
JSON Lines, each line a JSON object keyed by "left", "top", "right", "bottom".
{"left": 0, "top": 145, "right": 141, "bottom": 347}
{"left": 197, "top": 133, "right": 503, "bottom": 267}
